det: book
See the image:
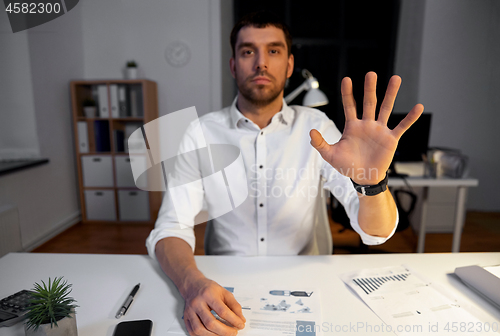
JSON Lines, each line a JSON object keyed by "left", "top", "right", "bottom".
{"left": 124, "top": 122, "right": 142, "bottom": 153}
{"left": 114, "top": 130, "right": 125, "bottom": 152}
{"left": 94, "top": 120, "right": 110, "bottom": 152}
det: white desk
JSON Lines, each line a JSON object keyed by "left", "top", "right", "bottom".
{"left": 389, "top": 177, "right": 479, "bottom": 253}
{"left": 1, "top": 253, "right": 499, "bottom": 335}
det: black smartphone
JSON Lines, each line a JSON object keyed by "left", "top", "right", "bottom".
{"left": 113, "top": 319, "right": 153, "bottom": 336}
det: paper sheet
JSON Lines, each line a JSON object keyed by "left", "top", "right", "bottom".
{"left": 340, "top": 265, "right": 498, "bottom": 336}
{"left": 232, "top": 285, "right": 321, "bottom": 336}
{"left": 166, "top": 285, "right": 321, "bottom": 336}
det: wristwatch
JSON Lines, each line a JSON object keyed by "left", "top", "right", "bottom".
{"left": 351, "top": 172, "right": 389, "bottom": 196}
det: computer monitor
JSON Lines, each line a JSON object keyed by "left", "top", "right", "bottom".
{"left": 387, "top": 113, "right": 432, "bottom": 162}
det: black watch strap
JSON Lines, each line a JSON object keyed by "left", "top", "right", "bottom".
{"left": 351, "top": 172, "right": 389, "bottom": 196}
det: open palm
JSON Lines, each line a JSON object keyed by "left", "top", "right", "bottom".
{"left": 310, "top": 72, "right": 424, "bottom": 185}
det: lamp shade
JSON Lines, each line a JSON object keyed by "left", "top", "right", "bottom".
{"left": 303, "top": 88, "right": 329, "bottom": 107}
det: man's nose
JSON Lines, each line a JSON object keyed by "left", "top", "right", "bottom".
{"left": 255, "top": 52, "right": 268, "bottom": 71}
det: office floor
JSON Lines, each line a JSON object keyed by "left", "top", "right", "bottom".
{"left": 32, "top": 211, "right": 500, "bottom": 255}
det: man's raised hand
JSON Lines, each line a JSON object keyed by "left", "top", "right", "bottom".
{"left": 310, "top": 72, "right": 424, "bottom": 185}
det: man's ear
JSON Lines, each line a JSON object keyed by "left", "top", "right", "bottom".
{"left": 229, "top": 57, "right": 236, "bottom": 79}
{"left": 287, "top": 54, "right": 294, "bottom": 79}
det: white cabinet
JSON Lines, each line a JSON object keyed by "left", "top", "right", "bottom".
{"left": 118, "top": 190, "right": 149, "bottom": 221}
{"left": 81, "top": 156, "right": 113, "bottom": 187}
{"left": 395, "top": 186, "right": 459, "bottom": 233}
{"left": 115, "top": 156, "right": 136, "bottom": 187}
{"left": 84, "top": 190, "right": 116, "bottom": 221}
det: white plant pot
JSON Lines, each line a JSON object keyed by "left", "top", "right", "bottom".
{"left": 126, "top": 67, "right": 137, "bottom": 79}
{"left": 25, "top": 312, "right": 78, "bottom": 336}
{"left": 83, "top": 106, "right": 96, "bottom": 118}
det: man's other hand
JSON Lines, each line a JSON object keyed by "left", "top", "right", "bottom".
{"left": 183, "top": 276, "right": 246, "bottom": 336}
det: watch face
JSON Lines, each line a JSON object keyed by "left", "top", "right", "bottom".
{"left": 165, "top": 41, "right": 191, "bottom": 68}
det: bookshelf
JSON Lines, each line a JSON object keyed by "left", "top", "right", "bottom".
{"left": 70, "top": 79, "right": 162, "bottom": 224}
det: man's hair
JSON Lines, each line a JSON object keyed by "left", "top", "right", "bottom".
{"left": 230, "top": 10, "right": 292, "bottom": 57}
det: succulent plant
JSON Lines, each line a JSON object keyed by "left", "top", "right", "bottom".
{"left": 24, "top": 277, "right": 78, "bottom": 331}
{"left": 82, "top": 98, "right": 96, "bottom": 107}
{"left": 126, "top": 60, "right": 137, "bottom": 68}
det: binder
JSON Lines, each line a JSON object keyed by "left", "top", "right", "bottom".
{"left": 118, "top": 85, "right": 129, "bottom": 117}
{"left": 77, "top": 122, "right": 89, "bottom": 153}
{"left": 130, "top": 87, "right": 138, "bottom": 117}
{"left": 109, "top": 84, "right": 119, "bottom": 118}
{"left": 129, "top": 85, "right": 144, "bottom": 117}
{"left": 97, "top": 85, "right": 109, "bottom": 117}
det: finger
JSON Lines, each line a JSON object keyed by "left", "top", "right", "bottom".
{"left": 341, "top": 77, "right": 357, "bottom": 121}
{"left": 391, "top": 104, "right": 424, "bottom": 140}
{"left": 197, "top": 305, "right": 238, "bottom": 336}
{"left": 186, "top": 310, "right": 218, "bottom": 336}
{"left": 209, "top": 296, "right": 245, "bottom": 330}
{"left": 362, "top": 71, "right": 377, "bottom": 121}
{"left": 222, "top": 290, "right": 246, "bottom": 325}
{"left": 378, "top": 75, "right": 402, "bottom": 125}
{"left": 309, "top": 129, "right": 331, "bottom": 161}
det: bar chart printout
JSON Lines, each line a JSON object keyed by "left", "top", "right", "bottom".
{"left": 340, "top": 265, "right": 496, "bottom": 336}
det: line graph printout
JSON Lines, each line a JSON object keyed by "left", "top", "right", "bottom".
{"left": 340, "top": 265, "right": 497, "bottom": 336}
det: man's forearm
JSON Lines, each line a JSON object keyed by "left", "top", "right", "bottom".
{"left": 155, "top": 237, "right": 205, "bottom": 298}
{"left": 357, "top": 189, "right": 398, "bottom": 238}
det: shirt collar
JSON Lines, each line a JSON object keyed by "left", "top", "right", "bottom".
{"left": 230, "top": 96, "right": 295, "bottom": 130}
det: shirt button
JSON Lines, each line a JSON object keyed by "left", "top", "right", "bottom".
{"left": 259, "top": 203, "right": 264, "bottom": 207}
{"left": 261, "top": 131, "right": 263, "bottom": 135}
{"left": 260, "top": 238, "right": 265, "bottom": 242}
{"left": 259, "top": 165, "right": 263, "bottom": 169}
{"left": 245, "top": 119, "right": 248, "bottom": 123}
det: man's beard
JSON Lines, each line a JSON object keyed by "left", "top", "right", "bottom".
{"left": 236, "top": 70, "right": 286, "bottom": 107}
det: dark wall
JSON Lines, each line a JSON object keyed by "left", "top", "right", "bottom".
{"left": 234, "top": 0, "right": 400, "bottom": 131}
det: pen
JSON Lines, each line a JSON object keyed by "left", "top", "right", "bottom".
{"left": 115, "top": 283, "right": 140, "bottom": 319}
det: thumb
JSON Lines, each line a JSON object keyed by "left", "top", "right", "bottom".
{"left": 309, "top": 129, "right": 330, "bottom": 158}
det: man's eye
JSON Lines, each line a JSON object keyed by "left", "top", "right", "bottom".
{"left": 243, "top": 50, "right": 253, "bottom": 55}
{"left": 270, "top": 49, "right": 279, "bottom": 54}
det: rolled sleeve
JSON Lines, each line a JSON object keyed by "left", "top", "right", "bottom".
{"left": 145, "top": 123, "right": 205, "bottom": 261}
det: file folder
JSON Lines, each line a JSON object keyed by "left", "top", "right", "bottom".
{"left": 109, "top": 84, "right": 119, "bottom": 118}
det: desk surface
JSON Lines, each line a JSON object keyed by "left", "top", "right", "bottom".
{"left": 388, "top": 177, "right": 479, "bottom": 187}
{"left": 1, "top": 253, "right": 499, "bottom": 335}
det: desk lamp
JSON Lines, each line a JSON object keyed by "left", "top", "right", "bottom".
{"left": 284, "top": 69, "right": 329, "bottom": 107}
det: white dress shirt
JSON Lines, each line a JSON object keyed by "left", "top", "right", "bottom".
{"left": 146, "top": 99, "right": 397, "bottom": 258}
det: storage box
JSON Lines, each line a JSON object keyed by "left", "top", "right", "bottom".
{"left": 81, "top": 156, "right": 113, "bottom": 187}
{"left": 115, "top": 156, "right": 136, "bottom": 188}
{"left": 118, "top": 190, "right": 149, "bottom": 221}
{"left": 84, "top": 190, "right": 116, "bottom": 220}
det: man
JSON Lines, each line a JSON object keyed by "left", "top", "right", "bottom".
{"left": 146, "top": 11, "right": 423, "bottom": 336}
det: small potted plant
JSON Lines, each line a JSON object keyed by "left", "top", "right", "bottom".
{"left": 24, "top": 277, "right": 78, "bottom": 336}
{"left": 126, "top": 60, "right": 138, "bottom": 79}
{"left": 82, "top": 98, "right": 97, "bottom": 118}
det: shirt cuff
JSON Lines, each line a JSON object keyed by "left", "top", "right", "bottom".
{"left": 350, "top": 210, "right": 399, "bottom": 245}
{"left": 145, "top": 227, "right": 196, "bottom": 262}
